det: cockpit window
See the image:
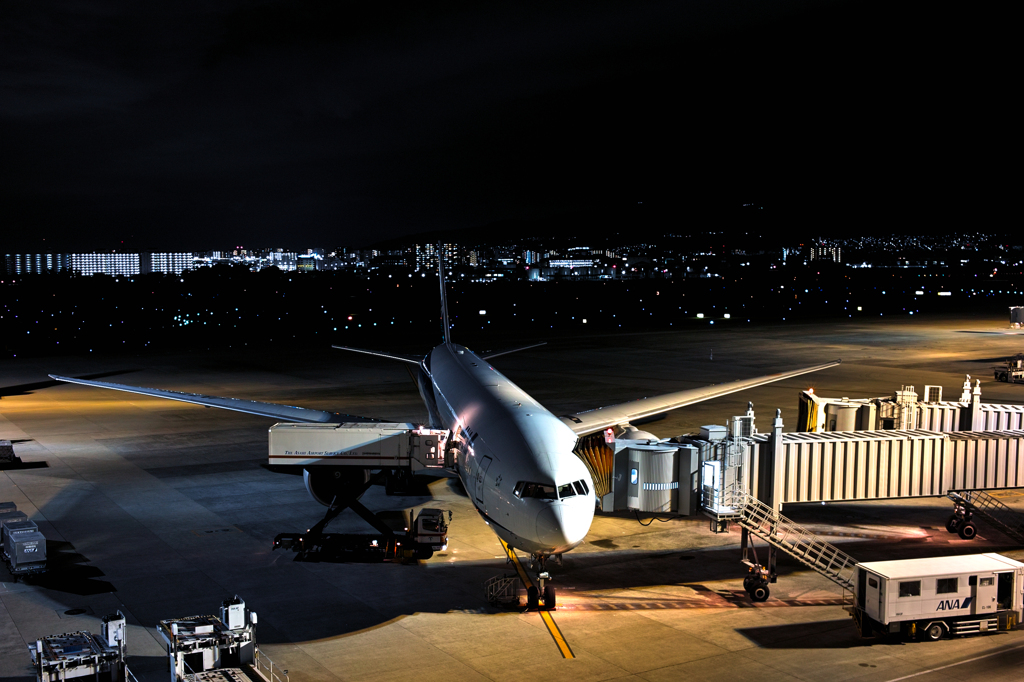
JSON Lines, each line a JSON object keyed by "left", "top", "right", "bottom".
{"left": 515, "top": 480, "right": 591, "bottom": 500}
{"left": 514, "top": 482, "right": 558, "bottom": 500}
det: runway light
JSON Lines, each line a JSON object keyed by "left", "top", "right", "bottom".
{"left": 697, "top": 313, "right": 704, "bottom": 318}
{"left": 479, "top": 310, "right": 486, "bottom": 315}
{"left": 724, "top": 313, "right": 731, "bottom": 319}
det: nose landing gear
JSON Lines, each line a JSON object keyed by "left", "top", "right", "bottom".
{"left": 527, "top": 553, "right": 561, "bottom": 610}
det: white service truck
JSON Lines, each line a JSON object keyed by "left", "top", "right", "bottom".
{"left": 853, "top": 553, "right": 1024, "bottom": 640}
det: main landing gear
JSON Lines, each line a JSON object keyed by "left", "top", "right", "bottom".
{"left": 526, "top": 553, "right": 561, "bottom": 610}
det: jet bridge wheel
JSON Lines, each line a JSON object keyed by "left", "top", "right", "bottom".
{"left": 749, "top": 584, "right": 770, "bottom": 602}
{"left": 957, "top": 522, "right": 978, "bottom": 540}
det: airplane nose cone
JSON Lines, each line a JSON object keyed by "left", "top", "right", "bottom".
{"left": 536, "top": 503, "right": 591, "bottom": 552}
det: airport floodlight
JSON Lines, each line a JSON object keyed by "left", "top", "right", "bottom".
{"left": 697, "top": 313, "right": 704, "bottom": 318}
{"left": 479, "top": 310, "right": 486, "bottom": 315}
{"left": 724, "top": 314, "right": 731, "bottom": 319}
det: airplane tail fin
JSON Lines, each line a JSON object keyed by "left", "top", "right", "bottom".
{"left": 439, "top": 245, "right": 452, "bottom": 345}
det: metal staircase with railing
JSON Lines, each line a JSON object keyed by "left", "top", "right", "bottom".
{"left": 706, "top": 486, "right": 858, "bottom": 591}
{"left": 736, "top": 492, "right": 857, "bottom": 591}
{"left": 948, "top": 490, "right": 1024, "bottom": 545}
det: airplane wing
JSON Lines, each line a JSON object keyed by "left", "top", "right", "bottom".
{"left": 558, "top": 359, "right": 841, "bottom": 435}
{"left": 48, "top": 375, "right": 380, "bottom": 423}
{"left": 332, "top": 346, "right": 422, "bottom": 364}
{"left": 481, "top": 342, "right": 547, "bottom": 360}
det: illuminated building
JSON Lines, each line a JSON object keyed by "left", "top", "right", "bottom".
{"left": 3, "top": 253, "right": 70, "bottom": 275}
{"left": 140, "top": 253, "right": 195, "bottom": 274}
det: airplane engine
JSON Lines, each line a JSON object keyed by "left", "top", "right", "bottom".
{"left": 303, "top": 467, "right": 371, "bottom": 507}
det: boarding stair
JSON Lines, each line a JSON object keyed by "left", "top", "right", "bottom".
{"left": 712, "top": 486, "right": 858, "bottom": 591}
{"left": 948, "top": 490, "right": 1024, "bottom": 545}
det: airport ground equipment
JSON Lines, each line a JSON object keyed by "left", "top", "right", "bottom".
{"left": 1, "top": 440, "right": 15, "bottom": 464}
{"left": 268, "top": 422, "right": 451, "bottom": 472}
{"left": 158, "top": 597, "right": 257, "bottom": 682}
{"left": 796, "top": 375, "right": 1024, "bottom": 433}
{"left": 28, "top": 612, "right": 127, "bottom": 682}
{"left": 3, "top": 519, "right": 46, "bottom": 575}
{"left": 712, "top": 488, "right": 858, "bottom": 599}
{"left": 946, "top": 491, "right": 1024, "bottom": 544}
{"left": 273, "top": 500, "right": 449, "bottom": 562}
{"left": 485, "top": 574, "right": 522, "bottom": 607}
{"left": 0, "top": 507, "right": 28, "bottom": 546}
{"left": 851, "top": 553, "right": 1024, "bottom": 640}
{"left": 994, "top": 354, "right": 1024, "bottom": 383}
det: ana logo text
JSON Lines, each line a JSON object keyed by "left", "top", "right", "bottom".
{"left": 936, "top": 597, "right": 972, "bottom": 611}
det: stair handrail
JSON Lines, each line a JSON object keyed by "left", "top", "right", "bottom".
{"left": 735, "top": 491, "right": 857, "bottom": 589}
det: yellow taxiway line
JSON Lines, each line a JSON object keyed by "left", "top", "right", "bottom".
{"left": 500, "top": 539, "right": 576, "bottom": 659}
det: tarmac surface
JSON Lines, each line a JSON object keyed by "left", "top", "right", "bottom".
{"left": 3, "top": 313, "right": 1024, "bottom": 682}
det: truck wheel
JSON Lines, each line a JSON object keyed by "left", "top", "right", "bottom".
{"left": 527, "top": 586, "right": 539, "bottom": 610}
{"left": 543, "top": 584, "right": 557, "bottom": 610}
{"left": 418, "top": 549, "right": 433, "bottom": 560}
{"left": 958, "top": 522, "right": 977, "bottom": 540}
{"left": 750, "top": 584, "right": 770, "bottom": 602}
{"left": 945, "top": 515, "right": 961, "bottom": 533}
{"left": 924, "top": 623, "right": 945, "bottom": 641}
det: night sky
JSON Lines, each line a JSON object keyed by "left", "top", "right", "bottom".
{"left": 0, "top": 1, "right": 1005, "bottom": 251}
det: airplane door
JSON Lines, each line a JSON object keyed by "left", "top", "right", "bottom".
{"left": 972, "top": 575, "right": 997, "bottom": 615}
{"left": 475, "top": 456, "right": 492, "bottom": 506}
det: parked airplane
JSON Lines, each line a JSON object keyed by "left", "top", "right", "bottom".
{"left": 51, "top": 264, "right": 839, "bottom": 601}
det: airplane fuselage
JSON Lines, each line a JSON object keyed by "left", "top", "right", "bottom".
{"left": 418, "top": 343, "right": 595, "bottom": 555}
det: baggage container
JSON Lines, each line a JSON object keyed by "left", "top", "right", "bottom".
{"left": 2, "top": 519, "right": 37, "bottom": 553}
{"left": 0, "top": 510, "right": 29, "bottom": 547}
{"left": 4, "top": 521, "right": 46, "bottom": 575}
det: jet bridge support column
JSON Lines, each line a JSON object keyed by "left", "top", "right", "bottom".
{"left": 743, "top": 409, "right": 786, "bottom": 587}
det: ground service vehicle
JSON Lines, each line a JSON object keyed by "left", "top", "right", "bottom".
{"left": 994, "top": 354, "right": 1024, "bottom": 383}
{"left": 852, "top": 553, "right": 1024, "bottom": 640}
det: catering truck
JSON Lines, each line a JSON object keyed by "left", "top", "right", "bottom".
{"left": 852, "top": 553, "right": 1024, "bottom": 640}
